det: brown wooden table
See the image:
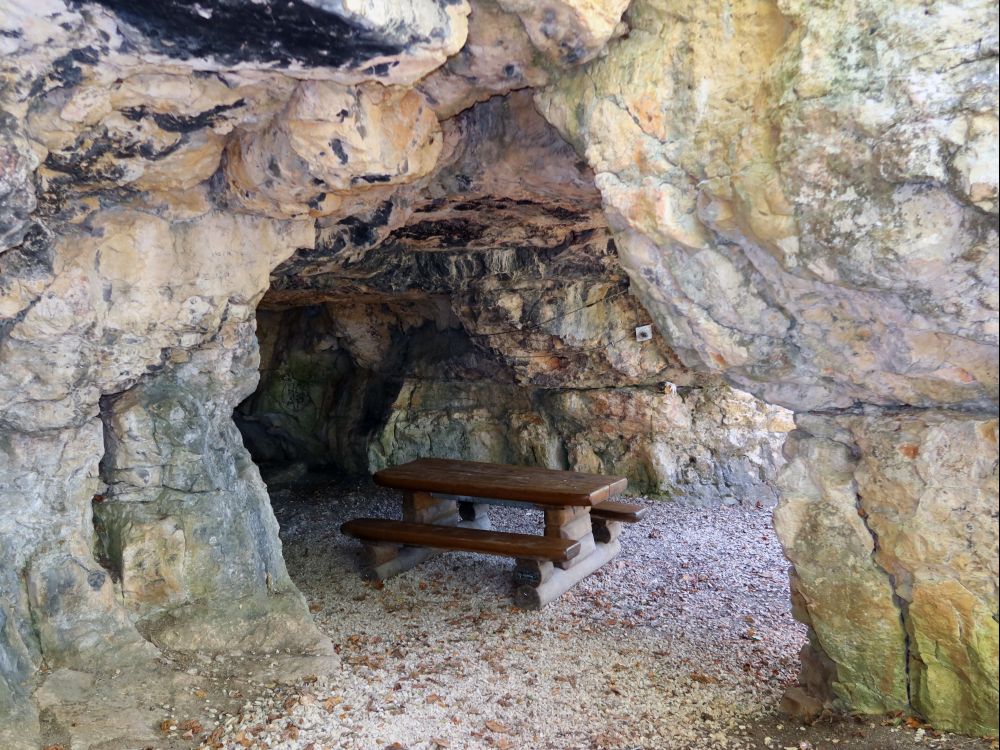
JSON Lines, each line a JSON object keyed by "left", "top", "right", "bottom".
{"left": 341, "top": 458, "right": 639, "bottom": 608}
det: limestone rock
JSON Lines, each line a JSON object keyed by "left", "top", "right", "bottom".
{"left": 370, "top": 381, "right": 790, "bottom": 502}
{"left": 536, "top": 0, "right": 999, "bottom": 412}
{"left": 777, "top": 411, "right": 999, "bottom": 734}
{"left": 0, "top": 208, "right": 322, "bottom": 719}
{"left": 2, "top": 0, "right": 470, "bottom": 87}
{"left": 0, "top": 0, "right": 996, "bottom": 738}
{"left": 497, "top": 0, "right": 629, "bottom": 65}
{"left": 224, "top": 81, "right": 443, "bottom": 218}
{"left": 775, "top": 431, "right": 910, "bottom": 714}
{"left": 25, "top": 71, "right": 296, "bottom": 211}
{"left": 418, "top": 0, "right": 550, "bottom": 119}
{"left": 0, "top": 111, "right": 38, "bottom": 252}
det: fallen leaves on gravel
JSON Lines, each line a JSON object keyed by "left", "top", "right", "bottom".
{"left": 484, "top": 719, "right": 511, "bottom": 733}
{"left": 690, "top": 671, "right": 719, "bottom": 684}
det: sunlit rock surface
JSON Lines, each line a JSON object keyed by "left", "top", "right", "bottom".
{"left": 535, "top": 0, "right": 998, "bottom": 733}
{"left": 777, "top": 412, "right": 998, "bottom": 735}
{"left": 537, "top": 0, "right": 998, "bottom": 412}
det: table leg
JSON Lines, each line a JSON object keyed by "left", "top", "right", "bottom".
{"left": 403, "top": 490, "right": 459, "bottom": 524}
{"left": 513, "top": 539, "right": 621, "bottom": 610}
{"left": 360, "top": 492, "right": 489, "bottom": 581}
{"left": 544, "top": 506, "right": 596, "bottom": 570}
{"left": 510, "top": 505, "right": 622, "bottom": 608}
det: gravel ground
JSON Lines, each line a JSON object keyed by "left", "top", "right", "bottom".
{"left": 195, "top": 476, "right": 993, "bottom": 750}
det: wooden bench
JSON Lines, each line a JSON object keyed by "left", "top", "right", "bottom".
{"left": 343, "top": 458, "right": 643, "bottom": 607}
{"left": 589, "top": 500, "right": 647, "bottom": 543}
{"left": 340, "top": 518, "right": 582, "bottom": 562}
{"left": 590, "top": 501, "right": 647, "bottom": 522}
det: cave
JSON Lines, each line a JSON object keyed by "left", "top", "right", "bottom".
{"left": 230, "top": 93, "right": 791, "bottom": 506}
{"left": 0, "top": 0, "right": 997, "bottom": 748}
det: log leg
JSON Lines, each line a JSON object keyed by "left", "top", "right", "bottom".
{"left": 512, "top": 558, "right": 555, "bottom": 587}
{"left": 592, "top": 518, "right": 623, "bottom": 544}
{"left": 458, "top": 501, "right": 492, "bottom": 529}
{"left": 362, "top": 491, "right": 460, "bottom": 578}
{"left": 403, "top": 491, "right": 459, "bottom": 524}
{"left": 364, "top": 545, "right": 436, "bottom": 581}
{"left": 359, "top": 510, "right": 492, "bottom": 581}
{"left": 514, "top": 539, "right": 621, "bottom": 610}
{"left": 544, "top": 506, "right": 596, "bottom": 570}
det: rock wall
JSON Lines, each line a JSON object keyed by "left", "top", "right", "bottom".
{"left": 535, "top": 0, "right": 998, "bottom": 733}
{"left": 0, "top": 0, "right": 996, "bottom": 739}
{"left": 374, "top": 380, "right": 791, "bottom": 504}
{"left": 776, "top": 412, "right": 998, "bottom": 735}
{"left": 238, "top": 298, "right": 791, "bottom": 502}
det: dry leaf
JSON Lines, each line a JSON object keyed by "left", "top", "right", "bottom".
{"left": 158, "top": 719, "right": 172, "bottom": 733}
{"left": 431, "top": 739, "right": 451, "bottom": 748}
{"left": 179, "top": 719, "right": 203, "bottom": 734}
{"left": 484, "top": 720, "right": 510, "bottom": 733}
{"left": 193, "top": 688, "right": 207, "bottom": 699}
{"left": 496, "top": 739, "right": 513, "bottom": 750}
{"left": 690, "top": 671, "right": 719, "bottom": 684}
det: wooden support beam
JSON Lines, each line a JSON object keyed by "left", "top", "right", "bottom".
{"left": 513, "top": 540, "right": 621, "bottom": 610}
{"left": 544, "top": 505, "right": 596, "bottom": 570}
{"left": 403, "top": 491, "right": 458, "bottom": 524}
{"left": 592, "top": 518, "right": 623, "bottom": 544}
{"left": 512, "top": 558, "right": 555, "bottom": 587}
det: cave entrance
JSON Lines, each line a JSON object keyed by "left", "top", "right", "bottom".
{"left": 234, "top": 293, "right": 517, "bottom": 484}
{"left": 227, "top": 89, "right": 805, "bottom": 746}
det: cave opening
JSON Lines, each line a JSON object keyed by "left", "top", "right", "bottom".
{"left": 218, "top": 89, "right": 810, "bottom": 748}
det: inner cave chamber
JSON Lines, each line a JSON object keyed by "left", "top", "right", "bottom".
{"left": 232, "top": 93, "right": 791, "bottom": 504}
{"left": 1, "top": 0, "right": 997, "bottom": 745}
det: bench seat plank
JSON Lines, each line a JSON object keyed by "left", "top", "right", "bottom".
{"left": 341, "top": 518, "right": 581, "bottom": 562}
{"left": 590, "top": 501, "right": 648, "bottom": 522}
{"left": 374, "top": 458, "right": 627, "bottom": 506}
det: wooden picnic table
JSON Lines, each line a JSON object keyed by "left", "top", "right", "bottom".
{"left": 341, "top": 458, "right": 644, "bottom": 609}
{"left": 372, "top": 457, "right": 629, "bottom": 506}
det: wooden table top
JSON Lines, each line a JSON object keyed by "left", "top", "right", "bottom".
{"left": 373, "top": 458, "right": 628, "bottom": 506}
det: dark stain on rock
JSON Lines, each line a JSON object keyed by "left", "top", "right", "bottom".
{"left": 370, "top": 200, "right": 394, "bottom": 227}
{"left": 392, "top": 218, "right": 487, "bottom": 247}
{"left": 337, "top": 216, "right": 380, "bottom": 247}
{"left": 352, "top": 174, "right": 392, "bottom": 185}
{"left": 330, "top": 138, "right": 349, "bottom": 165}
{"left": 29, "top": 46, "right": 102, "bottom": 96}
{"left": 78, "top": 0, "right": 408, "bottom": 70}
{"left": 87, "top": 570, "right": 107, "bottom": 590}
{"left": 121, "top": 99, "right": 245, "bottom": 133}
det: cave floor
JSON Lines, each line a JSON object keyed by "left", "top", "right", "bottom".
{"left": 31, "top": 477, "right": 992, "bottom": 750}
{"left": 180, "top": 476, "right": 989, "bottom": 750}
